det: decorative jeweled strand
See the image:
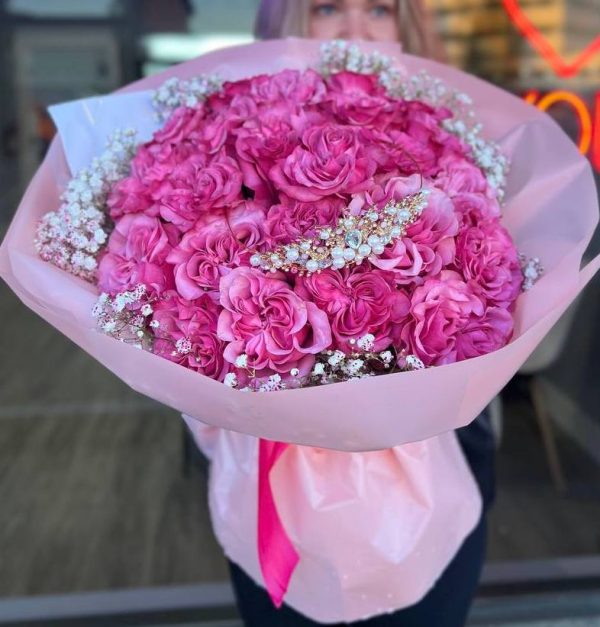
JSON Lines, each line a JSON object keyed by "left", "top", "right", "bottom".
{"left": 250, "top": 191, "right": 429, "bottom": 275}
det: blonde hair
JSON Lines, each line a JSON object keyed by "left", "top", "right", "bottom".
{"left": 254, "top": 0, "right": 445, "bottom": 62}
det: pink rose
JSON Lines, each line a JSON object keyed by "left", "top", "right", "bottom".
{"left": 221, "top": 77, "right": 253, "bottom": 100}
{"left": 325, "top": 71, "right": 395, "bottom": 128}
{"left": 99, "top": 212, "right": 178, "bottom": 295}
{"left": 250, "top": 69, "right": 326, "bottom": 106}
{"left": 366, "top": 128, "right": 444, "bottom": 177}
{"left": 194, "top": 113, "right": 231, "bottom": 155}
{"left": 218, "top": 267, "right": 331, "bottom": 374}
{"left": 97, "top": 254, "right": 172, "bottom": 296}
{"left": 365, "top": 173, "right": 422, "bottom": 207}
{"left": 327, "top": 70, "right": 381, "bottom": 96}
{"left": 109, "top": 142, "right": 202, "bottom": 220}
{"left": 454, "top": 220, "right": 522, "bottom": 308}
{"left": 133, "top": 141, "right": 197, "bottom": 189}
{"left": 270, "top": 124, "right": 375, "bottom": 202}
{"left": 228, "top": 94, "right": 260, "bottom": 123}
{"left": 108, "top": 177, "right": 154, "bottom": 219}
{"left": 152, "top": 292, "right": 230, "bottom": 381}
{"left": 452, "top": 192, "right": 501, "bottom": 228}
{"left": 435, "top": 154, "right": 490, "bottom": 196}
{"left": 202, "top": 82, "right": 249, "bottom": 122}
{"left": 295, "top": 265, "right": 409, "bottom": 352}
{"left": 370, "top": 102, "right": 466, "bottom": 176}
{"left": 153, "top": 105, "right": 206, "bottom": 145}
{"left": 399, "top": 101, "right": 451, "bottom": 136}
{"left": 371, "top": 187, "right": 459, "bottom": 285}
{"left": 167, "top": 203, "right": 266, "bottom": 300}
{"left": 234, "top": 112, "right": 299, "bottom": 194}
{"left": 235, "top": 110, "right": 297, "bottom": 163}
{"left": 400, "top": 271, "right": 484, "bottom": 366}
{"left": 159, "top": 153, "right": 243, "bottom": 229}
{"left": 264, "top": 196, "right": 346, "bottom": 245}
{"left": 226, "top": 201, "right": 267, "bottom": 247}
{"left": 107, "top": 214, "right": 179, "bottom": 264}
{"left": 455, "top": 306, "right": 514, "bottom": 361}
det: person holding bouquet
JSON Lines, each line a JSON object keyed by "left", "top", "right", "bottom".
{"left": 4, "top": 0, "right": 596, "bottom": 625}
{"left": 223, "top": 1, "right": 496, "bottom": 625}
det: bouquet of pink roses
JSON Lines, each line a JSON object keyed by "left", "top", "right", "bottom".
{"left": 38, "top": 41, "right": 522, "bottom": 387}
{"left": 1, "top": 39, "right": 599, "bottom": 623}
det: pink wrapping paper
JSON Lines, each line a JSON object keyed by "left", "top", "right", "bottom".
{"left": 1, "top": 38, "right": 597, "bottom": 451}
{"left": 185, "top": 421, "right": 481, "bottom": 623}
{"left": 1, "top": 38, "right": 599, "bottom": 623}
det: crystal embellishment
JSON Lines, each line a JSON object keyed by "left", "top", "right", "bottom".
{"left": 345, "top": 230, "right": 362, "bottom": 249}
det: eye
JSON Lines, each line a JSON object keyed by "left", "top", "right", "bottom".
{"left": 312, "top": 2, "right": 338, "bottom": 17}
{"left": 370, "top": 4, "right": 394, "bottom": 18}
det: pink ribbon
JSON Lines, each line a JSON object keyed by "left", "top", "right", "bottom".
{"left": 258, "top": 439, "right": 299, "bottom": 608}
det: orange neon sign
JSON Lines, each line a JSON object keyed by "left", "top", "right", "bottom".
{"left": 524, "top": 90, "right": 600, "bottom": 172}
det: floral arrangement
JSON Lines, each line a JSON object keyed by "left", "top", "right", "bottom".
{"left": 5, "top": 38, "right": 596, "bottom": 623}
{"left": 35, "top": 42, "right": 541, "bottom": 393}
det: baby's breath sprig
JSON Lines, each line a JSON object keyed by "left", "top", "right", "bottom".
{"left": 441, "top": 117, "right": 510, "bottom": 201}
{"left": 92, "top": 284, "right": 156, "bottom": 349}
{"left": 520, "top": 254, "right": 544, "bottom": 291}
{"left": 309, "top": 339, "right": 426, "bottom": 387}
{"left": 35, "top": 129, "right": 138, "bottom": 281}
{"left": 223, "top": 366, "right": 288, "bottom": 393}
{"left": 224, "top": 355, "right": 286, "bottom": 393}
{"left": 309, "top": 337, "right": 398, "bottom": 386}
{"left": 319, "top": 40, "right": 402, "bottom": 80}
{"left": 226, "top": 335, "right": 428, "bottom": 392}
{"left": 93, "top": 285, "right": 224, "bottom": 364}
{"left": 396, "top": 352, "right": 426, "bottom": 372}
{"left": 152, "top": 75, "right": 224, "bottom": 121}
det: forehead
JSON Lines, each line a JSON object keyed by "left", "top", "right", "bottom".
{"left": 313, "top": 0, "right": 396, "bottom": 6}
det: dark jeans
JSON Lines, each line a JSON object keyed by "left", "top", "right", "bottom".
{"left": 228, "top": 410, "right": 496, "bottom": 627}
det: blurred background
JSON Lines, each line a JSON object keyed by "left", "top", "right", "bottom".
{"left": 0, "top": 1, "right": 600, "bottom": 625}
